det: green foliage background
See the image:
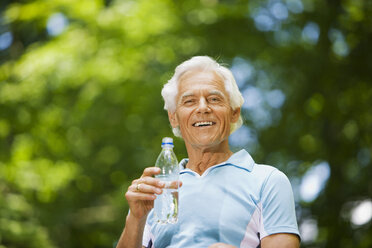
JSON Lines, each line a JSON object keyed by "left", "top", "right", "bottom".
{"left": 0, "top": 0, "right": 371, "bottom": 247}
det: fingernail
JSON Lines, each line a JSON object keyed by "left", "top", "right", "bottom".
{"left": 158, "top": 181, "right": 165, "bottom": 187}
{"left": 156, "top": 189, "right": 162, "bottom": 194}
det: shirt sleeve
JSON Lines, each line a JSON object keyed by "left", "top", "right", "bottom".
{"left": 142, "top": 223, "right": 153, "bottom": 248}
{"left": 259, "top": 169, "right": 300, "bottom": 240}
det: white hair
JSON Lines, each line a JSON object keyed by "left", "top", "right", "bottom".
{"left": 161, "top": 56, "right": 244, "bottom": 138}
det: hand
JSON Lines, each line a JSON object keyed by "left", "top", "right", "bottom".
{"left": 125, "top": 167, "right": 182, "bottom": 221}
{"left": 208, "top": 243, "right": 237, "bottom": 248}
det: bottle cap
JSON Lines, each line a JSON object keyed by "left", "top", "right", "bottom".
{"left": 161, "top": 137, "right": 174, "bottom": 147}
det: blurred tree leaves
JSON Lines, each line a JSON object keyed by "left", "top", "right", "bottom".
{"left": 0, "top": 0, "right": 371, "bottom": 247}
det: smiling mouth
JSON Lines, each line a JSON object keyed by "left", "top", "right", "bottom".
{"left": 193, "top": 121, "right": 216, "bottom": 127}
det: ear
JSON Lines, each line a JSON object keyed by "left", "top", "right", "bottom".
{"left": 168, "top": 111, "right": 179, "bottom": 128}
{"left": 231, "top": 107, "right": 241, "bottom": 123}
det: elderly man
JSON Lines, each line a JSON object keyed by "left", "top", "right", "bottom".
{"left": 116, "top": 56, "right": 300, "bottom": 248}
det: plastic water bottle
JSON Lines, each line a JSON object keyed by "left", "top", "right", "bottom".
{"left": 154, "top": 137, "right": 179, "bottom": 224}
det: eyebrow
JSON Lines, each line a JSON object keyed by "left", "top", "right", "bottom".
{"left": 180, "top": 92, "right": 194, "bottom": 99}
{"left": 181, "top": 90, "right": 225, "bottom": 98}
{"left": 179, "top": 90, "right": 226, "bottom": 103}
{"left": 209, "top": 90, "right": 225, "bottom": 97}
{"left": 177, "top": 92, "right": 193, "bottom": 105}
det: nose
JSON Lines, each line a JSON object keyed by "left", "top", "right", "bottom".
{"left": 196, "top": 98, "right": 210, "bottom": 113}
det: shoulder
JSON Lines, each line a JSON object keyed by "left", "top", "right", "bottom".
{"left": 252, "top": 164, "right": 292, "bottom": 196}
{"left": 253, "top": 163, "right": 289, "bottom": 180}
{"left": 251, "top": 163, "right": 285, "bottom": 182}
{"left": 252, "top": 163, "right": 278, "bottom": 174}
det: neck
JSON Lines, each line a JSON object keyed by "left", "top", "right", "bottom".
{"left": 185, "top": 140, "right": 233, "bottom": 175}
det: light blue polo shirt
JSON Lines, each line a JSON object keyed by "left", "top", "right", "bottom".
{"left": 143, "top": 149, "right": 300, "bottom": 248}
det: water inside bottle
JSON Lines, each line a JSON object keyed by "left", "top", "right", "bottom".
{"left": 154, "top": 175, "right": 179, "bottom": 224}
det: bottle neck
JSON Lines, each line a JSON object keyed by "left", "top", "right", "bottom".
{"left": 162, "top": 145, "right": 174, "bottom": 149}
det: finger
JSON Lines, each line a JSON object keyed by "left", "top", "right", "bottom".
{"left": 142, "top": 167, "right": 161, "bottom": 177}
{"left": 134, "top": 176, "right": 165, "bottom": 188}
{"left": 141, "top": 184, "right": 163, "bottom": 194}
{"left": 125, "top": 191, "right": 156, "bottom": 201}
{"left": 164, "top": 180, "right": 183, "bottom": 189}
{"left": 129, "top": 183, "right": 162, "bottom": 194}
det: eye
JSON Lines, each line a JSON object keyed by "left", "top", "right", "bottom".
{"left": 208, "top": 96, "right": 221, "bottom": 103}
{"left": 184, "top": 99, "right": 195, "bottom": 105}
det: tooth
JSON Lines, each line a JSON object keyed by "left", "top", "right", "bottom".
{"left": 195, "top": 121, "right": 212, "bottom": 127}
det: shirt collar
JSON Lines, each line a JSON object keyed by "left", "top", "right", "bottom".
{"left": 179, "top": 149, "right": 255, "bottom": 172}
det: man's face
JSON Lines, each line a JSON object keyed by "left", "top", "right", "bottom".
{"left": 169, "top": 70, "right": 240, "bottom": 149}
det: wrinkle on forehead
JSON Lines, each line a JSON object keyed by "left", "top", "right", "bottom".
{"left": 178, "top": 69, "right": 226, "bottom": 94}
{"left": 180, "top": 89, "right": 224, "bottom": 99}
